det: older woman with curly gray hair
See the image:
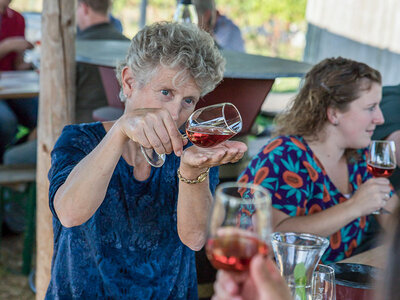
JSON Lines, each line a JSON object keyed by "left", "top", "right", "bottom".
{"left": 45, "top": 22, "right": 247, "bottom": 299}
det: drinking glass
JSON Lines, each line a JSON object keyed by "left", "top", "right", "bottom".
{"left": 312, "top": 264, "right": 336, "bottom": 300}
{"left": 367, "top": 140, "right": 396, "bottom": 214}
{"left": 205, "top": 182, "right": 271, "bottom": 272}
{"left": 141, "top": 102, "right": 242, "bottom": 167}
{"left": 271, "top": 232, "right": 329, "bottom": 300}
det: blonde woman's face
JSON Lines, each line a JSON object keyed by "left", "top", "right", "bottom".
{"left": 334, "top": 82, "right": 384, "bottom": 149}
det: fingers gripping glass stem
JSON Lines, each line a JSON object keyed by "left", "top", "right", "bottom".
{"left": 140, "top": 103, "right": 242, "bottom": 168}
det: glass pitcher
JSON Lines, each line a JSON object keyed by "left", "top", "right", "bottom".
{"left": 271, "top": 232, "right": 329, "bottom": 300}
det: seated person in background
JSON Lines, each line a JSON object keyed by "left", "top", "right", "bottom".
{"left": 45, "top": 22, "right": 247, "bottom": 299}
{"left": 193, "top": 0, "right": 245, "bottom": 52}
{"left": 3, "top": 0, "right": 128, "bottom": 164}
{"left": 76, "top": 0, "right": 129, "bottom": 124}
{"left": 238, "top": 57, "right": 398, "bottom": 264}
{"left": 212, "top": 206, "right": 400, "bottom": 300}
{"left": 372, "top": 84, "right": 400, "bottom": 192}
{"left": 0, "top": 0, "right": 36, "bottom": 163}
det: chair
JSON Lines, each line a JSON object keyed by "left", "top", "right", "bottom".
{"left": 92, "top": 66, "right": 124, "bottom": 122}
{"left": 0, "top": 164, "right": 36, "bottom": 275}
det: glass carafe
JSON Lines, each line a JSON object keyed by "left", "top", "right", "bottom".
{"left": 271, "top": 232, "right": 329, "bottom": 300}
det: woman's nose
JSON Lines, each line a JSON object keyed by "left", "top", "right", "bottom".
{"left": 374, "top": 107, "right": 385, "bottom": 125}
{"left": 168, "top": 103, "right": 181, "bottom": 121}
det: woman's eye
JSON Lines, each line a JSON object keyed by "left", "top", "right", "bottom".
{"left": 184, "top": 98, "right": 194, "bottom": 105}
{"left": 161, "top": 90, "right": 169, "bottom": 96}
{"left": 368, "top": 105, "right": 376, "bottom": 111}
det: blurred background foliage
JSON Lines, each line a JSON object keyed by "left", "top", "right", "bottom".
{"left": 11, "top": 0, "right": 307, "bottom": 60}
{"left": 10, "top": 0, "right": 307, "bottom": 91}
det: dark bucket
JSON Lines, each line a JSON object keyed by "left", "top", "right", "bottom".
{"left": 330, "top": 263, "right": 378, "bottom": 300}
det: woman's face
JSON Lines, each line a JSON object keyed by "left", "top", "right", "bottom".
{"left": 125, "top": 66, "right": 201, "bottom": 128}
{"left": 334, "top": 82, "right": 384, "bottom": 149}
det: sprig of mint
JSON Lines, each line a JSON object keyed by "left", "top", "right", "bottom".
{"left": 294, "top": 263, "right": 307, "bottom": 300}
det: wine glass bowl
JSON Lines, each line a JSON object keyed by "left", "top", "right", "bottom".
{"left": 141, "top": 102, "right": 242, "bottom": 167}
{"left": 367, "top": 140, "right": 396, "bottom": 214}
{"left": 185, "top": 103, "right": 242, "bottom": 148}
{"left": 205, "top": 182, "right": 271, "bottom": 272}
{"left": 367, "top": 140, "right": 396, "bottom": 178}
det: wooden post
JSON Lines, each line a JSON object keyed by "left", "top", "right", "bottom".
{"left": 36, "top": 1, "right": 75, "bottom": 298}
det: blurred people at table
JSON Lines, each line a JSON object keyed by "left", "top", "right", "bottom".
{"left": 0, "top": 0, "right": 37, "bottom": 163}
{"left": 45, "top": 22, "right": 246, "bottom": 299}
{"left": 76, "top": 0, "right": 129, "bottom": 124}
{"left": 193, "top": 0, "right": 245, "bottom": 52}
{"left": 238, "top": 57, "right": 398, "bottom": 264}
{"left": 372, "top": 84, "right": 400, "bottom": 192}
{"left": 212, "top": 207, "right": 400, "bottom": 300}
{"left": 3, "top": 0, "right": 129, "bottom": 165}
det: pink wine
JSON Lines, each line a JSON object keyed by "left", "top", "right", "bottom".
{"left": 367, "top": 163, "right": 396, "bottom": 178}
{"left": 186, "top": 126, "right": 235, "bottom": 148}
{"left": 205, "top": 234, "right": 269, "bottom": 272}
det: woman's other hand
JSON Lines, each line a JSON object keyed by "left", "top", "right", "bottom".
{"left": 212, "top": 255, "right": 292, "bottom": 300}
{"left": 180, "top": 140, "right": 247, "bottom": 170}
{"left": 351, "top": 177, "right": 392, "bottom": 216}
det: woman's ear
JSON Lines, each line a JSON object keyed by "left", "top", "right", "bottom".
{"left": 327, "top": 106, "right": 339, "bottom": 126}
{"left": 121, "top": 67, "right": 135, "bottom": 98}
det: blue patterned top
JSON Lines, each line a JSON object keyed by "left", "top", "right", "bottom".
{"left": 45, "top": 122, "right": 219, "bottom": 299}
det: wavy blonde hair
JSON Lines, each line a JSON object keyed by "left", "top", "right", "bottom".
{"left": 116, "top": 21, "right": 225, "bottom": 98}
{"left": 274, "top": 57, "right": 381, "bottom": 139}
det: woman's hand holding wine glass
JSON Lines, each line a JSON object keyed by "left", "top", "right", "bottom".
{"left": 366, "top": 140, "right": 396, "bottom": 214}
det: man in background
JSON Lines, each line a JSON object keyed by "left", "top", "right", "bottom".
{"left": 76, "top": 0, "right": 129, "bottom": 123}
{"left": 193, "top": 0, "right": 245, "bottom": 52}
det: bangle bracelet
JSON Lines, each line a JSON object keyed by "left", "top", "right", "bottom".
{"left": 177, "top": 167, "right": 210, "bottom": 184}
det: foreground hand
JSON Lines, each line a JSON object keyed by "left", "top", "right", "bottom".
{"left": 212, "top": 255, "right": 292, "bottom": 300}
{"left": 351, "top": 177, "right": 392, "bottom": 216}
{"left": 180, "top": 140, "right": 247, "bottom": 170}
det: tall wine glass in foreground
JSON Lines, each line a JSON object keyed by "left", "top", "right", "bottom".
{"left": 205, "top": 182, "right": 271, "bottom": 272}
{"left": 141, "top": 103, "right": 242, "bottom": 167}
{"left": 367, "top": 140, "right": 396, "bottom": 214}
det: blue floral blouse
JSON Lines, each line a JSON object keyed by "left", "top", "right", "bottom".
{"left": 45, "top": 122, "right": 219, "bottom": 299}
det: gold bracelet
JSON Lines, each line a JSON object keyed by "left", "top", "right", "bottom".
{"left": 177, "top": 168, "right": 210, "bottom": 184}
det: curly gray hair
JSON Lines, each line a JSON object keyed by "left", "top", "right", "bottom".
{"left": 116, "top": 21, "right": 225, "bottom": 101}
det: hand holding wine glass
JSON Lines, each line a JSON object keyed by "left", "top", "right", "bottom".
{"left": 141, "top": 102, "right": 242, "bottom": 167}
{"left": 205, "top": 182, "right": 271, "bottom": 272}
{"left": 367, "top": 140, "right": 396, "bottom": 214}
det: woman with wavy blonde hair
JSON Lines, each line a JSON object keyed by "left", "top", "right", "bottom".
{"left": 239, "top": 57, "right": 398, "bottom": 264}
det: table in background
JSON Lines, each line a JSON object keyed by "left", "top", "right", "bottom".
{"left": 76, "top": 40, "right": 312, "bottom": 136}
{"left": 0, "top": 70, "right": 39, "bottom": 99}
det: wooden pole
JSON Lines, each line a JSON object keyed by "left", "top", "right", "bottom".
{"left": 36, "top": 1, "right": 75, "bottom": 298}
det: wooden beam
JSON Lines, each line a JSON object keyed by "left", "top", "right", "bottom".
{"left": 36, "top": 1, "right": 75, "bottom": 298}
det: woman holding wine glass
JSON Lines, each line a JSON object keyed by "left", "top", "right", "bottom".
{"left": 45, "top": 22, "right": 247, "bottom": 299}
{"left": 237, "top": 57, "right": 398, "bottom": 265}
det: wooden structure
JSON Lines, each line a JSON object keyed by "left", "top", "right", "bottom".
{"left": 36, "top": 1, "right": 75, "bottom": 298}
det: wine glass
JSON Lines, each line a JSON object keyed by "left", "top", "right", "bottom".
{"left": 205, "top": 182, "right": 271, "bottom": 272}
{"left": 312, "top": 264, "right": 336, "bottom": 300}
{"left": 141, "top": 102, "right": 242, "bottom": 167}
{"left": 367, "top": 140, "right": 396, "bottom": 214}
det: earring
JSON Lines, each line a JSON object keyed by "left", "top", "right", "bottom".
{"left": 119, "top": 90, "right": 128, "bottom": 103}
{"left": 333, "top": 120, "right": 339, "bottom": 126}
